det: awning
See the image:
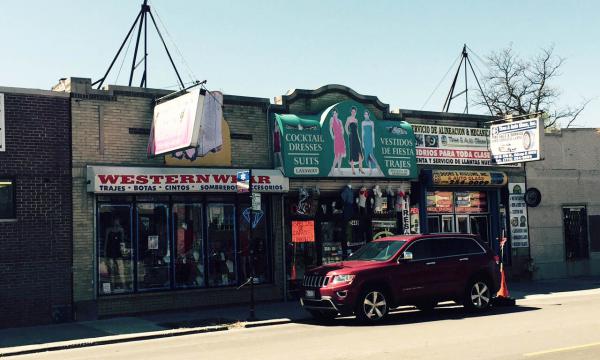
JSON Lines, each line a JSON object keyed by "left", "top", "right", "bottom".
{"left": 275, "top": 100, "right": 417, "bottom": 179}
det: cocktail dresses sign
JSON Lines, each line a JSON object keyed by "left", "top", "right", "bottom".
{"left": 274, "top": 101, "right": 417, "bottom": 178}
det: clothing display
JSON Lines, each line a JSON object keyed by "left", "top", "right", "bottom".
{"left": 331, "top": 116, "right": 346, "bottom": 158}
{"left": 362, "top": 121, "right": 376, "bottom": 168}
{"left": 358, "top": 187, "right": 368, "bottom": 208}
{"left": 341, "top": 185, "right": 354, "bottom": 221}
{"left": 373, "top": 185, "right": 384, "bottom": 213}
{"left": 386, "top": 187, "right": 395, "bottom": 213}
{"left": 106, "top": 228, "right": 123, "bottom": 258}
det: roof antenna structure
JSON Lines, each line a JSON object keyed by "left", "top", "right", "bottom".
{"left": 93, "top": 0, "right": 185, "bottom": 90}
{"left": 442, "top": 44, "right": 492, "bottom": 114}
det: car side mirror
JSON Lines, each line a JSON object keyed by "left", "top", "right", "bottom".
{"left": 398, "top": 251, "right": 413, "bottom": 262}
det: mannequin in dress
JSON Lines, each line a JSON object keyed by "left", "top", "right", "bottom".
{"left": 373, "top": 185, "right": 383, "bottom": 213}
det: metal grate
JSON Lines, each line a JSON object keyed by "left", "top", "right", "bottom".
{"left": 302, "top": 275, "right": 329, "bottom": 288}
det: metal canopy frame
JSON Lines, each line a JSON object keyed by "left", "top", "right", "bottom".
{"left": 92, "top": 0, "right": 185, "bottom": 90}
{"left": 442, "top": 44, "right": 492, "bottom": 115}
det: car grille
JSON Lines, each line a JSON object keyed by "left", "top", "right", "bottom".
{"left": 303, "top": 274, "right": 329, "bottom": 288}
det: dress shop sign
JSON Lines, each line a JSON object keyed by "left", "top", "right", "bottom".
{"left": 87, "top": 166, "right": 289, "bottom": 194}
{"left": 274, "top": 101, "right": 417, "bottom": 179}
{"left": 412, "top": 124, "right": 520, "bottom": 167}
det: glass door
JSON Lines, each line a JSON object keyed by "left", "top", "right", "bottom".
{"left": 136, "top": 203, "right": 170, "bottom": 290}
{"left": 172, "top": 203, "right": 205, "bottom": 288}
{"left": 427, "top": 216, "right": 441, "bottom": 233}
{"left": 456, "top": 215, "right": 469, "bottom": 234}
{"left": 470, "top": 215, "right": 490, "bottom": 245}
{"left": 207, "top": 204, "right": 237, "bottom": 286}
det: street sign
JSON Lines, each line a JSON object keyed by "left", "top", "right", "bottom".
{"left": 251, "top": 193, "right": 261, "bottom": 211}
{"left": 236, "top": 170, "right": 250, "bottom": 193}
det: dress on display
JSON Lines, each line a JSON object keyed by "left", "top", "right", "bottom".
{"left": 362, "top": 122, "right": 375, "bottom": 164}
{"left": 332, "top": 117, "right": 346, "bottom": 158}
{"left": 106, "top": 230, "right": 123, "bottom": 258}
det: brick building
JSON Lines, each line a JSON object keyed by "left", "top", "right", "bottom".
{"left": 51, "top": 78, "right": 287, "bottom": 319}
{"left": 0, "top": 87, "right": 72, "bottom": 328}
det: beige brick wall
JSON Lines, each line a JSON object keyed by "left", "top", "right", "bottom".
{"left": 61, "top": 78, "right": 284, "bottom": 318}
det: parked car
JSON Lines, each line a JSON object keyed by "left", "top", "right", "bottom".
{"left": 300, "top": 234, "right": 500, "bottom": 322}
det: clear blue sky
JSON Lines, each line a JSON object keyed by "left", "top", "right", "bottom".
{"left": 1, "top": 0, "right": 598, "bottom": 127}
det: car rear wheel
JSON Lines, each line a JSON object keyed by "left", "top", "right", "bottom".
{"left": 307, "top": 309, "right": 337, "bottom": 321}
{"left": 355, "top": 289, "right": 389, "bottom": 322}
{"left": 463, "top": 278, "right": 492, "bottom": 312}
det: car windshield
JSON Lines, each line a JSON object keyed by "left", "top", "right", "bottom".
{"left": 348, "top": 241, "right": 406, "bottom": 261}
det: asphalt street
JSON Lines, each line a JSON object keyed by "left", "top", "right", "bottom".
{"left": 11, "top": 290, "right": 600, "bottom": 360}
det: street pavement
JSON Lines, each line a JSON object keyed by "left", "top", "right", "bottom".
{"left": 2, "top": 277, "right": 600, "bottom": 359}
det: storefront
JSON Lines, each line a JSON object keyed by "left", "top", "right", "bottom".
{"left": 87, "top": 166, "right": 288, "bottom": 296}
{"left": 272, "top": 99, "right": 419, "bottom": 296}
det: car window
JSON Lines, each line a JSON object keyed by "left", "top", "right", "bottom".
{"left": 459, "top": 238, "right": 485, "bottom": 254}
{"left": 432, "top": 238, "right": 461, "bottom": 258}
{"left": 407, "top": 239, "right": 433, "bottom": 260}
{"left": 348, "top": 241, "right": 406, "bottom": 261}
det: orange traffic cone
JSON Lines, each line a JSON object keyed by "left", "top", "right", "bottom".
{"left": 496, "top": 264, "right": 510, "bottom": 298}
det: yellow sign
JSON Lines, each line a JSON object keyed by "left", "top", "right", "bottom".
{"left": 432, "top": 171, "right": 507, "bottom": 186}
{"left": 165, "top": 118, "right": 232, "bottom": 167}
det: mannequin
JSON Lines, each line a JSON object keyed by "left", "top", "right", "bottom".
{"left": 358, "top": 186, "right": 368, "bottom": 208}
{"left": 386, "top": 186, "right": 395, "bottom": 213}
{"left": 341, "top": 184, "right": 354, "bottom": 221}
{"left": 373, "top": 185, "right": 383, "bottom": 213}
{"left": 395, "top": 189, "right": 405, "bottom": 212}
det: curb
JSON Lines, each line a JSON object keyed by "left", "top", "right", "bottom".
{"left": 0, "top": 318, "right": 298, "bottom": 358}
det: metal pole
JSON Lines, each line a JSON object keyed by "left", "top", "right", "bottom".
{"left": 148, "top": 11, "right": 185, "bottom": 89}
{"left": 464, "top": 46, "right": 469, "bottom": 114}
{"left": 248, "top": 169, "right": 257, "bottom": 321}
{"left": 129, "top": 2, "right": 146, "bottom": 86}
{"left": 94, "top": 10, "right": 142, "bottom": 89}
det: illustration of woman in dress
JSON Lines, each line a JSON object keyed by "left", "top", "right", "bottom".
{"left": 361, "top": 110, "right": 378, "bottom": 175}
{"left": 329, "top": 108, "right": 346, "bottom": 174}
{"left": 345, "top": 106, "right": 364, "bottom": 175}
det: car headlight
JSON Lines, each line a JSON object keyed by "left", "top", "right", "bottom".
{"left": 331, "top": 274, "right": 355, "bottom": 284}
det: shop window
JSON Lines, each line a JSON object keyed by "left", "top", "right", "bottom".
{"left": 238, "top": 200, "right": 271, "bottom": 284}
{"left": 427, "top": 191, "right": 453, "bottom": 214}
{"left": 98, "top": 204, "right": 134, "bottom": 294}
{"left": 455, "top": 191, "right": 487, "bottom": 213}
{"left": 0, "top": 179, "right": 16, "bottom": 219}
{"left": 173, "top": 204, "right": 205, "bottom": 288}
{"left": 207, "top": 204, "right": 237, "bottom": 286}
{"left": 136, "top": 203, "right": 170, "bottom": 290}
{"left": 563, "top": 206, "right": 589, "bottom": 260}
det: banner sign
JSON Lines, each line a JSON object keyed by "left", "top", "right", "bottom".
{"left": 275, "top": 101, "right": 417, "bottom": 179}
{"left": 454, "top": 191, "right": 487, "bottom": 213}
{"left": 431, "top": 170, "right": 508, "bottom": 186}
{"left": 291, "top": 220, "right": 315, "bottom": 243}
{"left": 236, "top": 170, "right": 250, "bottom": 193}
{"left": 508, "top": 183, "right": 529, "bottom": 248}
{"left": 149, "top": 88, "right": 205, "bottom": 156}
{"left": 87, "top": 166, "right": 289, "bottom": 193}
{"left": 0, "top": 93, "right": 5, "bottom": 152}
{"left": 413, "top": 124, "right": 496, "bottom": 166}
{"left": 490, "top": 118, "right": 542, "bottom": 164}
{"left": 426, "top": 191, "right": 454, "bottom": 213}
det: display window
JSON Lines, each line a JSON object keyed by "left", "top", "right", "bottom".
{"left": 207, "top": 203, "right": 237, "bottom": 287}
{"left": 96, "top": 195, "right": 272, "bottom": 296}
{"left": 173, "top": 204, "right": 205, "bottom": 288}
{"left": 0, "top": 179, "right": 16, "bottom": 219}
{"left": 98, "top": 204, "right": 134, "bottom": 295}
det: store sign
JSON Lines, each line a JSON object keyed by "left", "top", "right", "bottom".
{"left": 0, "top": 93, "right": 5, "bottom": 152}
{"left": 413, "top": 124, "right": 495, "bottom": 166}
{"left": 236, "top": 170, "right": 250, "bottom": 193}
{"left": 508, "top": 183, "right": 529, "bottom": 248}
{"left": 87, "top": 166, "right": 289, "bottom": 193}
{"left": 454, "top": 191, "right": 487, "bottom": 213}
{"left": 149, "top": 88, "right": 205, "bottom": 156}
{"left": 490, "top": 118, "right": 542, "bottom": 164}
{"left": 427, "top": 191, "right": 454, "bottom": 213}
{"left": 431, "top": 170, "right": 508, "bottom": 186}
{"left": 291, "top": 220, "right": 315, "bottom": 243}
{"left": 275, "top": 100, "right": 417, "bottom": 179}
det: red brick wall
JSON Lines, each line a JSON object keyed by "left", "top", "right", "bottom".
{"left": 0, "top": 91, "right": 72, "bottom": 328}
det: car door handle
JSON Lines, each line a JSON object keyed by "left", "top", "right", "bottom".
{"left": 425, "top": 261, "right": 436, "bottom": 266}
{"left": 459, "top": 258, "right": 469, "bottom": 262}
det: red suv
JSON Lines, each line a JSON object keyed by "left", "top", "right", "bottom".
{"left": 300, "top": 234, "right": 500, "bottom": 322}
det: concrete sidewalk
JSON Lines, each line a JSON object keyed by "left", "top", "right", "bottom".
{"left": 1, "top": 276, "right": 599, "bottom": 357}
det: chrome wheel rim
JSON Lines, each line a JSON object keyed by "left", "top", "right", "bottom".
{"left": 470, "top": 282, "right": 490, "bottom": 309}
{"left": 363, "top": 291, "right": 387, "bottom": 320}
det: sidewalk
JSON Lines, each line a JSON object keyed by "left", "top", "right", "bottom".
{"left": 1, "top": 276, "right": 600, "bottom": 357}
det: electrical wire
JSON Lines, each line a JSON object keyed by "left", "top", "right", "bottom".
{"left": 114, "top": 20, "right": 135, "bottom": 85}
{"left": 149, "top": 0, "right": 199, "bottom": 85}
{"left": 420, "top": 52, "right": 462, "bottom": 110}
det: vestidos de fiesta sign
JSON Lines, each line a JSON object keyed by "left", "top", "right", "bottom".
{"left": 274, "top": 101, "right": 417, "bottom": 178}
{"left": 87, "top": 166, "right": 288, "bottom": 193}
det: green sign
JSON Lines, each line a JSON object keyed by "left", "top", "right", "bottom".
{"left": 274, "top": 101, "right": 417, "bottom": 179}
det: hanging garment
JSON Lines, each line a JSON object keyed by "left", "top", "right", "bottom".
{"left": 341, "top": 186, "right": 354, "bottom": 221}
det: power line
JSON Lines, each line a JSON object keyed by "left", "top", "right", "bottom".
{"left": 420, "top": 52, "right": 462, "bottom": 110}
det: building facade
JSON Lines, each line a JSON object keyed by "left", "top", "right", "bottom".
{"left": 526, "top": 128, "right": 600, "bottom": 279}
{"left": 52, "top": 78, "right": 287, "bottom": 320}
{"left": 0, "top": 87, "right": 72, "bottom": 328}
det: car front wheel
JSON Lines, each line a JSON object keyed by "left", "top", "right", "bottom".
{"left": 356, "top": 289, "right": 389, "bottom": 322}
{"left": 463, "top": 278, "right": 492, "bottom": 312}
